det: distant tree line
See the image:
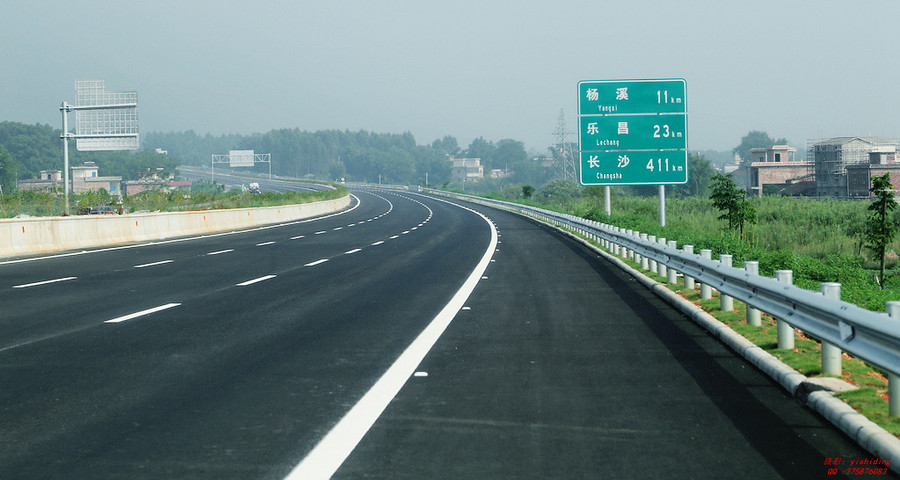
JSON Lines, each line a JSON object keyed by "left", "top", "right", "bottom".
{"left": 144, "top": 129, "right": 554, "bottom": 187}
{"left": 1, "top": 120, "right": 723, "bottom": 198}
{"left": 0, "top": 121, "right": 177, "bottom": 190}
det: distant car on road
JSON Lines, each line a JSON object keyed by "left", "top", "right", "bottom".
{"left": 89, "top": 205, "right": 118, "bottom": 215}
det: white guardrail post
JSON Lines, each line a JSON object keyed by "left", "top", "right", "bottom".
{"left": 657, "top": 237, "right": 667, "bottom": 278}
{"left": 613, "top": 228, "right": 622, "bottom": 256}
{"left": 666, "top": 240, "right": 678, "bottom": 285}
{"left": 682, "top": 245, "right": 695, "bottom": 289}
{"left": 633, "top": 231, "right": 643, "bottom": 266}
{"left": 820, "top": 283, "right": 843, "bottom": 376}
{"left": 776, "top": 270, "right": 795, "bottom": 350}
{"left": 719, "top": 254, "right": 733, "bottom": 312}
{"left": 648, "top": 236, "right": 658, "bottom": 273}
{"left": 640, "top": 234, "right": 650, "bottom": 270}
{"left": 887, "top": 302, "right": 900, "bottom": 417}
{"left": 744, "top": 261, "right": 762, "bottom": 326}
{"left": 699, "top": 249, "right": 712, "bottom": 299}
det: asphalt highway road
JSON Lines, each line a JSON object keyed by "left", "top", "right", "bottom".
{"left": 178, "top": 166, "right": 330, "bottom": 192}
{"left": 0, "top": 188, "right": 892, "bottom": 479}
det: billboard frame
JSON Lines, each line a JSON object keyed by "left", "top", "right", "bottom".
{"left": 59, "top": 80, "right": 140, "bottom": 214}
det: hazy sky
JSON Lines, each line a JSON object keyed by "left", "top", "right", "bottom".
{"left": 3, "top": 1, "right": 900, "bottom": 153}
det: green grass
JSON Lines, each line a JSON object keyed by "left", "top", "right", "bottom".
{"left": 539, "top": 193, "right": 900, "bottom": 312}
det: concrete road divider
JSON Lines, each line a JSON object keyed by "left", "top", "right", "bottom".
{"left": 0, "top": 195, "right": 351, "bottom": 259}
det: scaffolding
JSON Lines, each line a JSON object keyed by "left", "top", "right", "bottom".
{"left": 807, "top": 137, "right": 896, "bottom": 197}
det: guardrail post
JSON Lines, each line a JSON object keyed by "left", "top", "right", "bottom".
{"left": 744, "top": 261, "right": 761, "bottom": 326}
{"left": 719, "top": 254, "right": 733, "bottom": 312}
{"left": 623, "top": 230, "right": 632, "bottom": 260}
{"left": 819, "top": 283, "right": 842, "bottom": 376}
{"left": 648, "top": 236, "right": 658, "bottom": 273}
{"left": 632, "top": 231, "right": 642, "bottom": 266}
{"left": 622, "top": 230, "right": 633, "bottom": 260}
{"left": 683, "top": 245, "right": 695, "bottom": 289}
{"left": 612, "top": 228, "right": 620, "bottom": 256}
{"left": 888, "top": 302, "right": 900, "bottom": 417}
{"left": 657, "top": 237, "right": 667, "bottom": 278}
{"left": 776, "top": 270, "right": 795, "bottom": 350}
{"left": 699, "top": 249, "right": 712, "bottom": 299}
{"left": 666, "top": 240, "right": 678, "bottom": 284}
{"left": 639, "top": 234, "right": 649, "bottom": 270}
{"left": 630, "top": 231, "right": 637, "bottom": 261}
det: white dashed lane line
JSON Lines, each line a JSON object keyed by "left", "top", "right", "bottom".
{"left": 236, "top": 275, "right": 277, "bottom": 287}
{"left": 305, "top": 259, "right": 329, "bottom": 267}
{"left": 134, "top": 260, "right": 175, "bottom": 269}
{"left": 207, "top": 249, "right": 234, "bottom": 256}
{"left": 12, "top": 276, "right": 77, "bottom": 289}
{"left": 104, "top": 303, "right": 182, "bottom": 324}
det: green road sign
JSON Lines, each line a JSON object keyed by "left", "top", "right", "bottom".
{"left": 579, "top": 79, "right": 685, "bottom": 115}
{"left": 580, "top": 151, "right": 688, "bottom": 185}
{"left": 577, "top": 78, "right": 688, "bottom": 186}
{"left": 579, "top": 114, "right": 686, "bottom": 151}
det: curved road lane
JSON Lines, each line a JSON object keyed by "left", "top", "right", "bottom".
{"left": 0, "top": 190, "right": 492, "bottom": 479}
{"left": 335, "top": 192, "right": 896, "bottom": 480}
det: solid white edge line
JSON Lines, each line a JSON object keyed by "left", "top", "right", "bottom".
{"left": 285, "top": 204, "right": 498, "bottom": 480}
{"left": 134, "top": 259, "right": 175, "bottom": 268}
{"left": 236, "top": 275, "right": 277, "bottom": 286}
{"left": 104, "top": 303, "right": 181, "bottom": 324}
{"left": 12, "top": 276, "right": 77, "bottom": 289}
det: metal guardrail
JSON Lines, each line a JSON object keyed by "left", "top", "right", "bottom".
{"left": 427, "top": 189, "right": 900, "bottom": 392}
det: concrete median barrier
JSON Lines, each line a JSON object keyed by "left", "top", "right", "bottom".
{"left": 0, "top": 195, "right": 351, "bottom": 259}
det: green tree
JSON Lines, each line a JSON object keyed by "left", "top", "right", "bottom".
{"left": 710, "top": 173, "right": 756, "bottom": 237}
{"left": 733, "top": 130, "right": 788, "bottom": 164}
{"left": 864, "top": 173, "right": 897, "bottom": 289}
{"left": 538, "top": 178, "right": 581, "bottom": 205}
{"left": 0, "top": 145, "right": 18, "bottom": 193}
{"left": 672, "top": 152, "right": 714, "bottom": 197}
{"left": 522, "top": 185, "right": 535, "bottom": 199}
{"left": 431, "top": 136, "right": 459, "bottom": 156}
{"left": 463, "top": 137, "right": 496, "bottom": 170}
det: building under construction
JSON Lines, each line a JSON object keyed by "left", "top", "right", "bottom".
{"left": 808, "top": 137, "right": 897, "bottom": 197}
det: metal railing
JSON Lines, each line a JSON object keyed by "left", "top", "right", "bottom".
{"left": 428, "top": 188, "right": 900, "bottom": 416}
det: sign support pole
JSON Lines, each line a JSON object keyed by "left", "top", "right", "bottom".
{"left": 605, "top": 186, "right": 611, "bottom": 216}
{"left": 659, "top": 185, "right": 666, "bottom": 227}
{"left": 60, "top": 102, "right": 71, "bottom": 215}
